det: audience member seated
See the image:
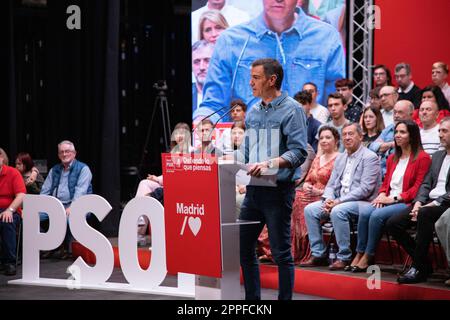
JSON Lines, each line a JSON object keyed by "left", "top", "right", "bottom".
{"left": 419, "top": 101, "right": 443, "bottom": 156}
{"left": 435, "top": 208, "right": 450, "bottom": 286}
{"left": 387, "top": 117, "right": 450, "bottom": 284}
{"left": 379, "top": 86, "right": 398, "bottom": 128}
{"left": 432, "top": 61, "right": 450, "bottom": 104}
{"left": 15, "top": 152, "right": 44, "bottom": 195}
{"left": 412, "top": 85, "right": 450, "bottom": 128}
{"left": 40, "top": 140, "right": 93, "bottom": 260}
{"left": 257, "top": 143, "right": 317, "bottom": 262}
{"left": 231, "top": 121, "right": 247, "bottom": 218}
{"left": 294, "top": 90, "right": 321, "bottom": 153}
{"left": 335, "top": 78, "right": 363, "bottom": 123}
{"left": 373, "top": 64, "right": 392, "bottom": 88}
{"left": 291, "top": 126, "right": 339, "bottom": 264}
{"left": 301, "top": 123, "right": 381, "bottom": 270}
{"left": 395, "top": 62, "right": 422, "bottom": 108}
{"left": 369, "top": 100, "right": 414, "bottom": 176}
{"left": 366, "top": 86, "right": 382, "bottom": 110}
{"left": 217, "top": 99, "right": 247, "bottom": 155}
{"left": 194, "top": 119, "right": 221, "bottom": 155}
{"left": 361, "top": 106, "right": 385, "bottom": 149}
{"left": 135, "top": 122, "right": 193, "bottom": 244}
{"left": 303, "top": 82, "right": 330, "bottom": 124}
{"left": 0, "top": 148, "right": 26, "bottom": 276}
{"left": 318, "top": 93, "right": 349, "bottom": 153}
{"left": 350, "top": 120, "right": 431, "bottom": 272}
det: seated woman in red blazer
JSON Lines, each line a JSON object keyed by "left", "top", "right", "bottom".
{"left": 347, "top": 120, "right": 431, "bottom": 272}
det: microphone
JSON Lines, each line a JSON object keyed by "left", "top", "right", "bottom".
{"left": 208, "top": 103, "right": 242, "bottom": 141}
{"left": 192, "top": 105, "right": 229, "bottom": 133}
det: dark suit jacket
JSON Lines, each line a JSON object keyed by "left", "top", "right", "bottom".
{"left": 415, "top": 150, "right": 450, "bottom": 205}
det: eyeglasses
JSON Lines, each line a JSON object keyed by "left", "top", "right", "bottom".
{"left": 58, "top": 150, "right": 73, "bottom": 155}
{"left": 379, "top": 92, "right": 395, "bottom": 98}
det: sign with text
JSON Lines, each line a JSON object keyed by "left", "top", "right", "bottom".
{"left": 162, "top": 153, "right": 222, "bottom": 278}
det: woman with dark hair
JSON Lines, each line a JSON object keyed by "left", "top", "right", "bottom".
{"left": 412, "top": 85, "right": 450, "bottom": 127}
{"left": 15, "top": 152, "right": 44, "bottom": 194}
{"left": 258, "top": 126, "right": 340, "bottom": 263}
{"left": 373, "top": 64, "right": 392, "bottom": 87}
{"left": 349, "top": 120, "right": 431, "bottom": 272}
{"left": 362, "top": 106, "right": 385, "bottom": 149}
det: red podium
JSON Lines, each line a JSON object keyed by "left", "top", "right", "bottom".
{"left": 162, "top": 153, "right": 275, "bottom": 299}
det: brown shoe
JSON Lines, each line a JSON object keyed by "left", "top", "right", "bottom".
{"left": 299, "top": 256, "right": 328, "bottom": 267}
{"left": 329, "top": 259, "right": 350, "bottom": 271}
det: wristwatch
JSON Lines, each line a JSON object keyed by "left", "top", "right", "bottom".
{"left": 393, "top": 196, "right": 399, "bottom": 203}
{"left": 8, "top": 207, "right": 15, "bottom": 213}
{"left": 267, "top": 159, "right": 275, "bottom": 169}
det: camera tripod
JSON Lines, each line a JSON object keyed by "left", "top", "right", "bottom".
{"left": 138, "top": 80, "right": 172, "bottom": 177}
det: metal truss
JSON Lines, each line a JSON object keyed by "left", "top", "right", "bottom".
{"left": 348, "top": 0, "right": 374, "bottom": 106}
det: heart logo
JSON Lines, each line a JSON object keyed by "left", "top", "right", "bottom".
{"left": 188, "top": 217, "right": 202, "bottom": 236}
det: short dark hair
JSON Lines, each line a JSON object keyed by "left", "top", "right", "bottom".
{"left": 16, "top": 152, "right": 35, "bottom": 173}
{"left": 303, "top": 82, "right": 318, "bottom": 91}
{"left": 328, "top": 92, "right": 347, "bottom": 106}
{"left": 393, "top": 120, "right": 422, "bottom": 161}
{"left": 373, "top": 64, "right": 393, "bottom": 86}
{"left": 293, "top": 90, "right": 313, "bottom": 105}
{"left": 231, "top": 120, "right": 246, "bottom": 131}
{"left": 230, "top": 99, "right": 247, "bottom": 112}
{"left": 318, "top": 125, "right": 340, "bottom": 149}
{"left": 201, "top": 119, "right": 213, "bottom": 127}
{"left": 335, "top": 78, "right": 356, "bottom": 89}
{"left": 251, "top": 58, "right": 283, "bottom": 90}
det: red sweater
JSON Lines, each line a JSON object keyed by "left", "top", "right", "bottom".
{"left": 379, "top": 151, "right": 431, "bottom": 204}
{"left": 0, "top": 165, "right": 26, "bottom": 213}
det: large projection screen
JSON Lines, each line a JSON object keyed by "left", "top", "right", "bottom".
{"left": 191, "top": 0, "right": 347, "bottom": 126}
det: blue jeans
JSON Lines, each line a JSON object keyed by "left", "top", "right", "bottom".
{"left": 356, "top": 203, "right": 408, "bottom": 256}
{"left": 239, "top": 184, "right": 295, "bottom": 300}
{"left": 304, "top": 200, "right": 372, "bottom": 261}
{"left": 0, "top": 211, "right": 21, "bottom": 264}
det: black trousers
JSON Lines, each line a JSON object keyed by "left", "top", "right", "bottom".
{"left": 386, "top": 203, "right": 449, "bottom": 272}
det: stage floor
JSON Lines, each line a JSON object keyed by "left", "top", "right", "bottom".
{"left": 0, "top": 259, "right": 327, "bottom": 300}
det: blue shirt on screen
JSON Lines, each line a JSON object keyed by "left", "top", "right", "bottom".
{"left": 194, "top": 8, "right": 346, "bottom": 123}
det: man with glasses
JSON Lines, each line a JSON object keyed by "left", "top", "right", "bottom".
{"left": 395, "top": 63, "right": 421, "bottom": 108}
{"left": 40, "top": 140, "right": 92, "bottom": 260}
{"left": 378, "top": 86, "right": 398, "bottom": 127}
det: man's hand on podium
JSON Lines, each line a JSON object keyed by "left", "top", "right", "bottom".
{"left": 247, "top": 161, "right": 269, "bottom": 177}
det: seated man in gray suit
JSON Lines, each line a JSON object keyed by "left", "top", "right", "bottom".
{"left": 300, "top": 123, "right": 381, "bottom": 270}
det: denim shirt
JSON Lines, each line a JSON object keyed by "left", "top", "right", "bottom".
{"left": 194, "top": 8, "right": 345, "bottom": 123}
{"left": 238, "top": 92, "right": 308, "bottom": 183}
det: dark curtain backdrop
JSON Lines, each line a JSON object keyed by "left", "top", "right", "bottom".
{"left": 1, "top": 0, "right": 191, "bottom": 236}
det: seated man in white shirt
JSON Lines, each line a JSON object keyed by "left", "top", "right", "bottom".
{"left": 379, "top": 86, "right": 398, "bottom": 128}
{"left": 419, "top": 100, "right": 442, "bottom": 156}
{"left": 387, "top": 117, "right": 450, "bottom": 284}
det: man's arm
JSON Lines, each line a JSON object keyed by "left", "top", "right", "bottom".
{"left": 72, "top": 166, "right": 93, "bottom": 201}
{"left": 279, "top": 106, "right": 308, "bottom": 169}
{"left": 40, "top": 168, "right": 54, "bottom": 195}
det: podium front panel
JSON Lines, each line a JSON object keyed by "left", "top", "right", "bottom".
{"left": 162, "top": 153, "right": 222, "bottom": 278}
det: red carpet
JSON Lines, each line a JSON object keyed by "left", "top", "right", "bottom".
{"left": 72, "top": 241, "right": 450, "bottom": 300}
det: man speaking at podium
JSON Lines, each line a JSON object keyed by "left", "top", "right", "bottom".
{"left": 239, "top": 58, "right": 307, "bottom": 300}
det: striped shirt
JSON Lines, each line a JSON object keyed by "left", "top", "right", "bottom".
{"left": 420, "top": 125, "right": 442, "bottom": 156}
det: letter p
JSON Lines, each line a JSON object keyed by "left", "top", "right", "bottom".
{"left": 22, "top": 195, "right": 67, "bottom": 281}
